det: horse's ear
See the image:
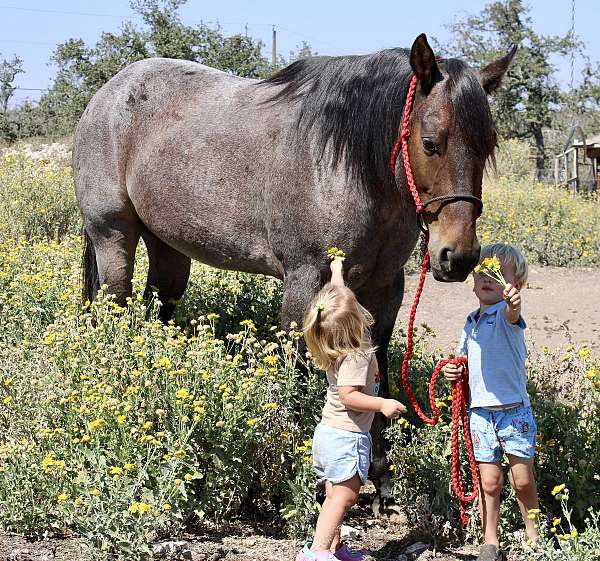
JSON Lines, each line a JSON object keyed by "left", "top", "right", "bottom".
{"left": 410, "top": 33, "right": 440, "bottom": 95}
{"left": 478, "top": 45, "right": 517, "bottom": 94}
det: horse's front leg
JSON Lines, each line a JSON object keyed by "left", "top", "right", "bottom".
{"left": 280, "top": 264, "right": 323, "bottom": 330}
{"left": 357, "top": 268, "right": 405, "bottom": 517}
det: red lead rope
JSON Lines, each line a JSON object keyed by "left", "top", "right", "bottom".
{"left": 390, "top": 74, "right": 479, "bottom": 526}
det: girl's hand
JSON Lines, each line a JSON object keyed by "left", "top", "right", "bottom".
{"left": 503, "top": 283, "right": 521, "bottom": 312}
{"left": 442, "top": 362, "right": 463, "bottom": 382}
{"left": 379, "top": 398, "right": 407, "bottom": 419}
{"left": 330, "top": 258, "right": 344, "bottom": 275}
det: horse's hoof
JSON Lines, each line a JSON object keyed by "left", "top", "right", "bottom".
{"left": 370, "top": 494, "right": 407, "bottom": 523}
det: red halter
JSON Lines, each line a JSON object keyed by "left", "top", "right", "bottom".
{"left": 390, "top": 73, "right": 480, "bottom": 526}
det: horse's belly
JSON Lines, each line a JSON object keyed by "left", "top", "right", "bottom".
{"left": 129, "top": 180, "right": 283, "bottom": 278}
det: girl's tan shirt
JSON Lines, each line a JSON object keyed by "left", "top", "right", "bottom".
{"left": 320, "top": 352, "right": 380, "bottom": 433}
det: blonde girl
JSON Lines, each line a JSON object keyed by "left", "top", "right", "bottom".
{"left": 298, "top": 257, "right": 406, "bottom": 561}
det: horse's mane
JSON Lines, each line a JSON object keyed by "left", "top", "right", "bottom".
{"left": 262, "top": 50, "right": 496, "bottom": 190}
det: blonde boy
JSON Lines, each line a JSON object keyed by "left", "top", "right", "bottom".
{"left": 443, "top": 243, "right": 539, "bottom": 561}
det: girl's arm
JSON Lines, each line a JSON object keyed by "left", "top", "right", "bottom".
{"left": 329, "top": 258, "right": 345, "bottom": 287}
{"left": 338, "top": 386, "right": 407, "bottom": 418}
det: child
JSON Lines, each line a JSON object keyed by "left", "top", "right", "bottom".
{"left": 299, "top": 257, "right": 407, "bottom": 561}
{"left": 443, "top": 243, "right": 539, "bottom": 561}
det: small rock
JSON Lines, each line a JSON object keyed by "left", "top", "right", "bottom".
{"left": 405, "top": 541, "right": 429, "bottom": 557}
{"left": 242, "top": 538, "right": 257, "bottom": 547}
{"left": 388, "top": 512, "right": 408, "bottom": 526}
{"left": 208, "top": 549, "right": 226, "bottom": 561}
{"left": 340, "top": 524, "right": 361, "bottom": 540}
{"left": 365, "top": 518, "right": 378, "bottom": 527}
{"left": 151, "top": 540, "right": 190, "bottom": 558}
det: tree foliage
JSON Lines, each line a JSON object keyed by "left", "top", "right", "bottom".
{"left": 440, "top": 0, "right": 577, "bottom": 178}
{"left": 4, "top": 0, "right": 278, "bottom": 140}
{"left": 0, "top": 54, "right": 24, "bottom": 142}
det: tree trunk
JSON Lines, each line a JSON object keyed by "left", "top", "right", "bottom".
{"left": 533, "top": 126, "right": 546, "bottom": 181}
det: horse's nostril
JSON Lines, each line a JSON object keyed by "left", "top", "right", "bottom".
{"left": 440, "top": 247, "right": 452, "bottom": 271}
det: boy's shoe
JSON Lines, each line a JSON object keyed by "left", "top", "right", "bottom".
{"left": 333, "top": 543, "right": 371, "bottom": 561}
{"left": 296, "top": 542, "right": 334, "bottom": 561}
{"left": 477, "top": 544, "right": 507, "bottom": 561}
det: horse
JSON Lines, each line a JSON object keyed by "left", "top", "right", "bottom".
{"left": 73, "top": 33, "right": 515, "bottom": 511}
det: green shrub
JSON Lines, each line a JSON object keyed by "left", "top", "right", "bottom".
{"left": 0, "top": 154, "right": 80, "bottom": 240}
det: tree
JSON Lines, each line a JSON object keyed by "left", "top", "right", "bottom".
{"left": 19, "top": 0, "right": 274, "bottom": 137}
{"left": 440, "top": 0, "right": 576, "bottom": 179}
{"left": 0, "top": 54, "right": 24, "bottom": 142}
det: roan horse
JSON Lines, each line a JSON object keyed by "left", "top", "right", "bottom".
{"left": 74, "top": 33, "right": 515, "bottom": 510}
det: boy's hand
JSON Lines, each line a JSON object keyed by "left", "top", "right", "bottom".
{"left": 503, "top": 283, "right": 521, "bottom": 312}
{"left": 442, "top": 362, "right": 464, "bottom": 382}
{"left": 379, "top": 398, "right": 407, "bottom": 419}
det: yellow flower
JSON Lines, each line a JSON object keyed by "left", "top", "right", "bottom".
{"left": 88, "top": 418, "right": 106, "bottom": 431}
{"left": 2, "top": 396, "right": 12, "bottom": 405}
{"left": 57, "top": 493, "right": 69, "bottom": 503}
{"left": 327, "top": 247, "right": 346, "bottom": 260}
{"left": 263, "top": 355, "right": 278, "bottom": 366}
{"left": 206, "top": 313, "right": 220, "bottom": 321}
{"left": 578, "top": 346, "right": 591, "bottom": 360}
{"left": 389, "top": 464, "right": 397, "bottom": 472}
{"left": 246, "top": 418, "right": 258, "bottom": 427}
{"left": 571, "top": 529, "right": 578, "bottom": 539}
{"left": 154, "top": 356, "right": 172, "bottom": 370}
{"left": 109, "top": 466, "right": 123, "bottom": 476}
{"left": 184, "top": 473, "right": 193, "bottom": 481}
{"left": 123, "top": 463, "right": 135, "bottom": 472}
{"left": 142, "top": 421, "right": 153, "bottom": 430}
{"left": 163, "top": 503, "right": 172, "bottom": 511}
{"left": 175, "top": 388, "right": 191, "bottom": 400}
{"left": 129, "top": 501, "right": 151, "bottom": 514}
{"left": 174, "top": 449, "right": 186, "bottom": 459}
{"left": 116, "top": 415, "right": 126, "bottom": 424}
{"left": 90, "top": 488, "right": 101, "bottom": 496}
{"left": 553, "top": 517, "right": 562, "bottom": 526}
{"left": 240, "top": 319, "right": 257, "bottom": 331}
{"left": 261, "top": 402, "right": 279, "bottom": 411}
{"left": 80, "top": 434, "right": 91, "bottom": 443}
{"left": 552, "top": 484, "right": 566, "bottom": 496}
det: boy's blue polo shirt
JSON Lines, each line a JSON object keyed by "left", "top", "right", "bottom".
{"left": 457, "top": 300, "right": 530, "bottom": 408}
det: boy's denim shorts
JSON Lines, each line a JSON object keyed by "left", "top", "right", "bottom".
{"left": 469, "top": 404, "right": 537, "bottom": 463}
{"left": 312, "top": 423, "right": 371, "bottom": 485}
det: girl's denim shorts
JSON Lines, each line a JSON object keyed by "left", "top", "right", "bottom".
{"left": 312, "top": 423, "right": 372, "bottom": 485}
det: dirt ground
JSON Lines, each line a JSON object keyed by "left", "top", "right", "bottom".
{"left": 401, "top": 265, "right": 600, "bottom": 354}
{"left": 1, "top": 265, "right": 597, "bottom": 561}
{"left": 0, "top": 505, "right": 518, "bottom": 561}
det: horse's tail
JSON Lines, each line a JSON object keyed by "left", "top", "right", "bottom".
{"left": 82, "top": 228, "right": 100, "bottom": 304}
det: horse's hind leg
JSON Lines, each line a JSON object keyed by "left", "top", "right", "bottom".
{"left": 142, "top": 231, "right": 191, "bottom": 321}
{"left": 84, "top": 215, "right": 142, "bottom": 307}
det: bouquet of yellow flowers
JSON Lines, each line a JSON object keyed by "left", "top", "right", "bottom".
{"left": 327, "top": 247, "right": 346, "bottom": 260}
{"left": 473, "top": 256, "right": 507, "bottom": 288}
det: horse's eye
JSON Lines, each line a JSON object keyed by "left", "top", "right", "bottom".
{"left": 422, "top": 138, "right": 439, "bottom": 156}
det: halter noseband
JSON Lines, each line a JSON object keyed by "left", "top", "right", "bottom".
{"left": 390, "top": 74, "right": 483, "bottom": 234}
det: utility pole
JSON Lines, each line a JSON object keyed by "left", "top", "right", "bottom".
{"left": 272, "top": 26, "right": 277, "bottom": 66}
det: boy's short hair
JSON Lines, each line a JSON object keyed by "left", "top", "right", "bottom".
{"left": 479, "top": 243, "right": 528, "bottom": 287}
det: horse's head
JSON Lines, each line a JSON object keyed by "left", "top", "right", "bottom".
{"left": 396, "top": 34, "right": 516, "bottom": 282}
